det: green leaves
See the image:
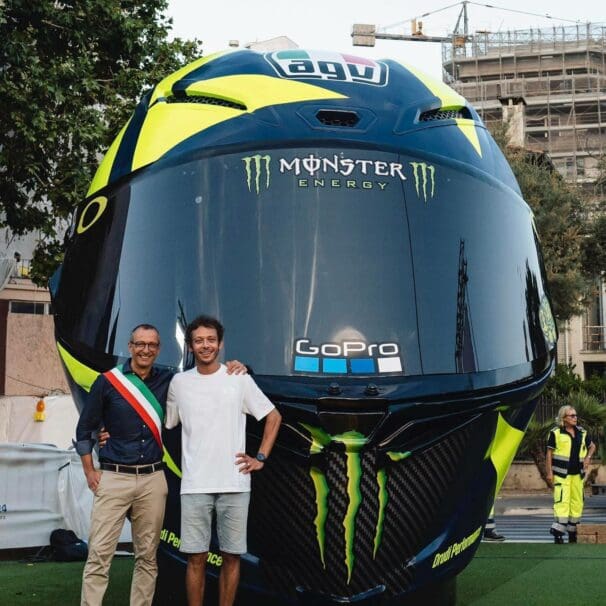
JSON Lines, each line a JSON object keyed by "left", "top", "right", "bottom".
{"left": 1, "top": 0, "right": 202, "bottom": 284}
{"left": 581, "top": 214, "right": 606, "bottom": 278}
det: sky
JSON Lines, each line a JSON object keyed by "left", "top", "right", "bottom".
{"left": 166, "top": 0, "right": 604, "bottom": 79}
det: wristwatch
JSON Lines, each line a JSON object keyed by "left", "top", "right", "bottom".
{"left": 255, "top": 452, "right": 267, "bottom": 463}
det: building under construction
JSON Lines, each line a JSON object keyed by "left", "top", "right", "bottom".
{"left": 443, "top": 23, "right": 606, "bottom": 186}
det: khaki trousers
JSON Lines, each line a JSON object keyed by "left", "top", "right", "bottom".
{"left": 81, "top": 469, "right": 168, "bottom": 606}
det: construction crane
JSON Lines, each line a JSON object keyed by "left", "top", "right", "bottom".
{"left": 352, "top": 0, "right": 579, "bottom": 48}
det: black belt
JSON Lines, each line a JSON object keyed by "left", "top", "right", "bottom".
{"left": 100, "top": 461, "right": 164, "bottom": 475}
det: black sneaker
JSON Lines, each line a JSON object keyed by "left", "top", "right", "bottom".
{"left": 483, "top": 529, "right": 505, "bottom": 542}
{"left": 568, "top": 532, "right": 577, "bottom": 544}
{"left": 550, "top": 528, "right": 565, "bottom": 544}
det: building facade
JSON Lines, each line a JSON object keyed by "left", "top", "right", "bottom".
{"left": 0, "top": 229, "right": 68, "bottom": 396}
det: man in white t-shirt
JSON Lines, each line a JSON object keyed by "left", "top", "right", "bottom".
{"left": 165, "top": 315, "right": 281, "bottom": 606}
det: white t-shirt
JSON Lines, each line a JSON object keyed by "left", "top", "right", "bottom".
{"left": 165, "top": 364, "right": 274, "bottom": 494}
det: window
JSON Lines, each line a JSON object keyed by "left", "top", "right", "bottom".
{"left": 584, "top": 362, "right": 606, "bottom": 378}
{"left": 9, "top": 301, "right": 50, "bottom": 315}
{"left": 576, "top": 157, "right": 585, "bottom": 177}
{"left": 565, "top": 157, "right": 575, "bottom": 178}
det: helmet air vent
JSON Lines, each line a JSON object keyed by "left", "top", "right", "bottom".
{"left": 419, "top": 107, "right": 471, "bottom": 122}
{"left": 166, "top": 94, "right": 247, "bottom": 111}
{"left": 315, "top": 109, "right": 360, "bottom": 128}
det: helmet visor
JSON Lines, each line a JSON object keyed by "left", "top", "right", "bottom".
{"left": 55, "top": 146, "right": 553, "bottom": 378}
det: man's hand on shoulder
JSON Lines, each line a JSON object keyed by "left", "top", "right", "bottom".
{"left": 226, "top": 360, "right": 248, "bottom": 375}
{"left": 97, "top": 427, "right": 110, "bottom": 449}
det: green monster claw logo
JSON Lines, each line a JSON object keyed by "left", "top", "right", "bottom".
{"left": 410, "top": 162, "right": 436, "bottom": 202}
{"left": 301, "top": 423, "right": 410, "bottom": 583}
{"left": 242, "top": 154, "right": 271, "bottom": 194}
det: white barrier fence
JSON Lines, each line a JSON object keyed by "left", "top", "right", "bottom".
{"left": 0, "top": 443, "right": 131, "bottom": 549}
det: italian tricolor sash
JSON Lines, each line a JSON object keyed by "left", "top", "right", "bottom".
{"left": 103, "top": 365, "right": 164, "bottom": 449}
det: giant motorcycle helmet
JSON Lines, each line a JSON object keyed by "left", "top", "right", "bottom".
{"left": 52, "top": 49, "right": 556, "bottom": 605}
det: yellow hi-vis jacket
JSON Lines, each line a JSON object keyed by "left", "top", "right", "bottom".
{"left": 549, "top": 426, "right": 588, "bottom": 479}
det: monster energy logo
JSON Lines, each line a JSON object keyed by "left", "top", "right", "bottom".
{"left": 410, "top": 162, "right": 436, "bottom": 202}
{"left": 301, "top": 423, "right": 410, "bottom": 583}
{"left": 242, "top": 155, "right": 271, "bottom": 194}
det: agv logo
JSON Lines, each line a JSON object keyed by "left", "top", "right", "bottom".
{"left": 266, "top": 50, "right": 389, "bottom": 86}
{"left": 293, "top": 338, "right": 402, "bottom": 374}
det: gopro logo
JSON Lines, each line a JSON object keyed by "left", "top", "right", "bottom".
{"left": 293, "top": 338, "right": 402, "bottom": 375}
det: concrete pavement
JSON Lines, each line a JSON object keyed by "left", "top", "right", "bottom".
{"left": 491, "top": 491, "right": 606, "bottom": 543}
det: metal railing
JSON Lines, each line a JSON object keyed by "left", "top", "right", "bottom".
{"left": 532, "top": 397, "right": 562, "bottom": 425}
{"left": 452, "top": 74, "right": 606, "bottom": 105}
{"left": 584, "top": 325, "right": 606, "bottom": 351}
{"left": 12, "top": 258, "right": 31, "bottom": 279}
{"left": 443, "top": 23, "right": 606, "bottom": 63}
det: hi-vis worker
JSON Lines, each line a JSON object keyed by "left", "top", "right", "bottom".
{"left": 545, "top": 405, "right": 595, "bottom": 544}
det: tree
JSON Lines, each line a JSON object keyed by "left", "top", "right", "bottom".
{"left": 581, "top": 214, "right": 606, "bottom": 278}
{"left": 516, "top": 417, "right": 553, "bottom": 486}
{"left": 519, "top": 390, "right": 606, "bottom": 487}
{"left": 592, "top": 154, "right": 606, "bottom": 200}
{"left": 0, "top": 1, "right": 202, "bottom": 284}
{"left": 520, "top": 365, "right": 606, "bottom": 487}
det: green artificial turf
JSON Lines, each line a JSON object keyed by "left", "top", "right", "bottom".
{"left": 457, "top": 543, "right": 606, "bottom": 605}
{"left": 0, "top": 556, "right": 133, "bottom": 606}
{"left": 2, "top": 544, "right": 606, "bottom": 605}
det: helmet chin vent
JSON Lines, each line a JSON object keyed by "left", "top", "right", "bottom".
{"left": 315, "top": 110, "right": 360, "bottom": 127}
{"left": 419, "top": 107, "right": 471, "bottom": 122}
{"left": 167, "top": 94, "right": 247, "bottom": 111}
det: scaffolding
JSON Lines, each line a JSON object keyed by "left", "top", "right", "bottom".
{"left": 443, "top": 23, "right": 606, "bottom": 63}
{"left": 443, "top": 23, "right": 606, "bottom": 183}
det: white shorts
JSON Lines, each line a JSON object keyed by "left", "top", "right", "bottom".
{"left": 180, "top": 492, "right": 250, "bottom": 554}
